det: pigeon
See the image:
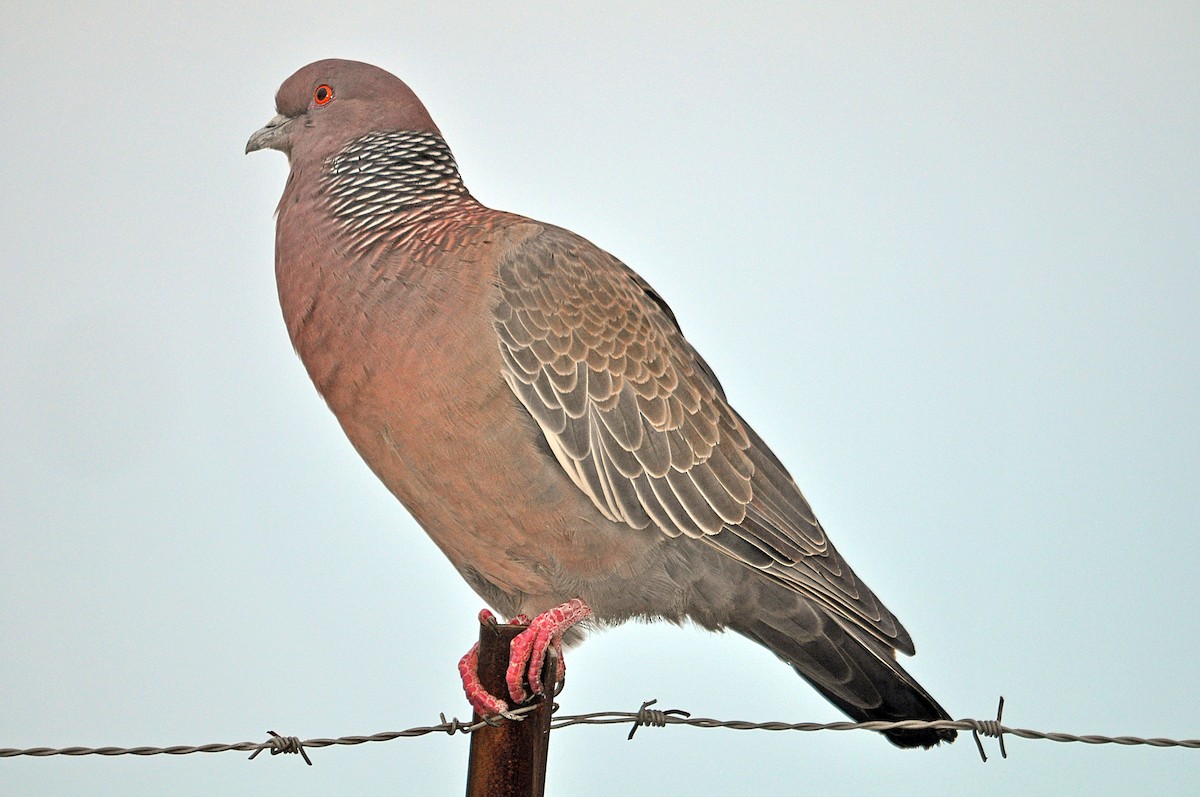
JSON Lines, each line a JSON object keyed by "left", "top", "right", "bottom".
{"left": 247, "top": 58, "right": 955, "bottom": 748}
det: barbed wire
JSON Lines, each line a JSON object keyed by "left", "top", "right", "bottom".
{"left": 4, "top": 697, "right": 1199, "bottom": 765}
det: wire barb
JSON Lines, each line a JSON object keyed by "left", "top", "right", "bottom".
{"left": 627, "top": 699, "right": 693, "bottom": 740}
{"left": 248, "top": 730, "right": 312, "bottom": 766}
{"left": 968, "top": 697, "right": 1007, "bottom": 762}
{"left": 439, "top": 713, "right": 468, "bottom": 736}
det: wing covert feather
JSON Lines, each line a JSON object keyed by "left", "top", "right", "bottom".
{"left": 493, "top": 224, "right": 912, "bottom": 651}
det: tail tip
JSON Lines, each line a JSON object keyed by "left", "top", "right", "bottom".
{"left": 886, "top": 725, "right": 957, "bottom": 749}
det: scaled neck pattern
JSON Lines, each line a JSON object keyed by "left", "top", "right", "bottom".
{"left": 319, "top": 131, "right": 481, "bottom": 253}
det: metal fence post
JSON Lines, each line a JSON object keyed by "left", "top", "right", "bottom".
{"left": 465, "top": 620, "right": 556, "bottom": 797}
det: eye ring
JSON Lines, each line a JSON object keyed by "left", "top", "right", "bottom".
{"left": 313, "top": 84, "right": 334, "bottom": 106}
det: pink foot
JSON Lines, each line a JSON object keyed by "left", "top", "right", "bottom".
{"left": 506, "top": 598, "right": 592, "bottom": 704}
{"left": 458, "top": 609, "right": 512, "bottom": 717}
{"left": 459, "top": 642, "right": 510, "bottom": 718}
{"left": 457, "top": 601, "right": 592, "bottom": 717}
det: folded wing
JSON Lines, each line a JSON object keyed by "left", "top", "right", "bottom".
{"left": 493, "top": 224, "right": 914, "bottom": 654}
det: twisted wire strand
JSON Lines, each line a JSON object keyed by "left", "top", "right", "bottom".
{"left": 4, "top": 699, "right": 1198, "bottom": 764}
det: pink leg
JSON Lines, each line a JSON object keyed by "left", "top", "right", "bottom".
{"left": 506, "top": 598, "right": 592, "bottom": 704}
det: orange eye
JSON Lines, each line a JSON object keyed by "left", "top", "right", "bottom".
{"left": 313, "top": 84, "right": 334, "bottom": 105}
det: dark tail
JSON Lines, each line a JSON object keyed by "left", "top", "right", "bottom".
{"left": 733, "top": 615, "right": 956, "bottom": 749}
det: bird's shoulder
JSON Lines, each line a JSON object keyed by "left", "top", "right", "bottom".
{"left": 491, "top": 218, "right": 744, "bottom": 523}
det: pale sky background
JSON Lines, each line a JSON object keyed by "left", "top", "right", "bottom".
{"left": 3, "top": 3, "right": 1198, "bottom": 795}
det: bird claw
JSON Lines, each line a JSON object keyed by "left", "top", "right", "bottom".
{"left": 480, "top": 707, "right": 523, "bottom": 726}
{"left": 458, "top": 599, "right": 591, "bottom": 717}
{"left": 548, "top": 646, "right": 568, "bottom": 697}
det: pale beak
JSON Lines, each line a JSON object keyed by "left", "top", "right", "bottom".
{"left": 245, "top": 113, "right": 295, "bottom": 154}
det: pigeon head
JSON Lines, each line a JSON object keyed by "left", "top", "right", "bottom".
{"left": 245, "top": 59, "right": 442, "bottom": 162}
